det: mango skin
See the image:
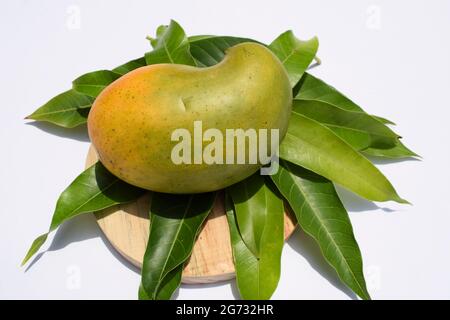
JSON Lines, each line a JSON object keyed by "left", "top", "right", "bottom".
{"left": 88, "top": 43, "right": 292, "bottom": 193}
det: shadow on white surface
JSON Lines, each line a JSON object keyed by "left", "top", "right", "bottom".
{"left": 25, "top": 213, "right": 141, "bottom": 275}
{"left": 180, "top": 278, "right": 241, "bottom": 300}
{"left": 287, "top": 229, "right": 358, "bottom": 300}
{"left": 180, "top": 279, "right": 240, "bottom": 300}
{"left": 336, "top": 186, "right": 397, "bottom": 213}
{"left": 25, "top": 121, "right": 90, "bottom": 142}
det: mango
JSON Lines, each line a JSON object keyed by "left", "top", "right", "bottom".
{"left": 88, "top": 42, "right": 292, "bottom": 193}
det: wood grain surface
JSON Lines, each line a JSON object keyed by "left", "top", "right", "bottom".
{"left": 85, "top": 145, "right": 296, "bottom": 284}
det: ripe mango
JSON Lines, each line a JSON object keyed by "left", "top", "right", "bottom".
{"left": 88, "top": 43, "right": 292, "bottom": 193}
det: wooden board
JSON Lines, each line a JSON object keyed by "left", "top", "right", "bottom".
{"left": 85, "top": 146, "right": 296, "bottom": 284}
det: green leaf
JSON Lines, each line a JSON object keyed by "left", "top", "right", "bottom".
{"left": 140, "top": 192, "right": 216, "bottom": 300}
{"left": 21, "top": 234, "right": 49, "bottom": 267}
{"left": 28, "top": 58, "right": 146, "bottom": 128}
{"left": 373, "top": 115, "right": 396, "bottom": 125}
{"left": 296, "top": 73, "right": 397, "bottom": 126}
{"left": 21, "top": 162, "right": 145, "bottom": 266}
{"left": 154, "top": 265, "right": 183, "bottom": 299}
{"left": 139, "top": 264, "right": 183, "bottom": 300}
{"left": 112, "top": 57, "right": 146, "bottom": 75}
{"left": 72, "top": 70, "right": 121, "bottom": 98}
{"left": 279, "top": 112, "right": 408, "bottom": 203}
{"left": 225, "top": 188, "right": 284, "bottom": 300}
{"left": 295, "top": 73, "right": 417, "bottom": 157}
{"left": 147, "top": 24, "right": 170, "bottom": 49}
{"left": 271, "top": 160, "right": 370, "bottom": 300}
{"left": 189, "top": 36, "right": 257, "bottom": 66}
{"left": 269, "top": 31, "right": 319, "bottom": 87}
{"left": 188, "top": 35, "right": 215, "bottom": 42}
{"left": 292, "top": 100, "right": 399, "bottom": 150}
{"left": 25, "top": 90, "right": 93, "bottom": 128}
{"left": 145, "top": 20, "right": 197, "bottom": 66}
{"left": 227, "top": 174, "right": 282, "bottom": 257}
{"left": 138, "top": 283, "right": 151, "bottom": 300}
{"left": 295, "top": 73, "right": 365, "bottom": 112}
{"left": 363, "top": 140, "right": 420, "bottom": 159}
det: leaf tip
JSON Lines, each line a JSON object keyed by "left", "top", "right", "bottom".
{"left": 411, "top": 152, "right": 422, "bottom": 159}
{"left": 396, "top": 197, "right": 412, "bottom": 205}
{"left": 20, "top": 251, "right": 32, "bottom": 267}
{"left": 21, "top": 233, "right": 48, "bottom": 268}
{"left": 312, "top": 35, "right": 320, "bottom": 44}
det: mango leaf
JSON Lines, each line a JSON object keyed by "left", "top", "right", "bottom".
{"left": 153, "top": 265, "right": 183, "bottom": 299}
{"left": 271, "top": 160, "right": 370, "bottom": 300}
{"left": 72, "top": 70, "right": 121, "bottom": 98}
{"left": 293, "top": 100, "right": 399, "bottom": 150}
{"left": 138, "top": 283, "right": 151, "bottom": 300}
{"left": 227, "top": 174, "right": 282, "bottom": 257}
{"left": 28, "top": 60, "right": 144, "bottom": 127}
{"left": 295, "top": 72, "right": 365, "bottom": 112}
{"left": 188, "top": 35, "right": 215, "bottom": 42}
{"left": 145, "top": 20, "right": 197, "bottom": 66}
{"left": 140, "top": 192, "right": 216, "bottom": 300}
{"left": 374, "top": 115, "right": 396, "bottom": 125}
{"left": 225, "top": 188, "right": 284, "bottom": 300}
{"left": 147, "top": 24, "right": 170, "bottom": 49}
{"left": 21, "top": 162, "right": 145, "bottom": 266}
{"left": 112, "top": 57, "right": 146, "bottom": 75}
{"left": 295, "top": 73, "right": 418, "bottom": 157}
{"left": 279, "top": 112, "right": 408, "bottom": 203}
{"left": 139, "top": 264, "right": 183, "bottom": 300}
{"left": 269, "top": 31, "right": 319, "bottom": 87}
{"left": 189, "top": 36, "right": 257, "bottom": 67}
{"left": 25, "top": 90, "right": 93, "bottom": 128}
{"left": 363, "top": 140, "right": 420, "bottom": 159}
{"left": 296, "top": 74, "right": 395, "bottom": 125}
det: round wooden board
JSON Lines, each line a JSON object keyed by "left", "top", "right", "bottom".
{"left": 85, "top": 146, "right": 296, "bottom": 284}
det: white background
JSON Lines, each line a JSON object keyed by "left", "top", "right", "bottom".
{"left": 1, "top": 0, "right": 449, "bottom": 300}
